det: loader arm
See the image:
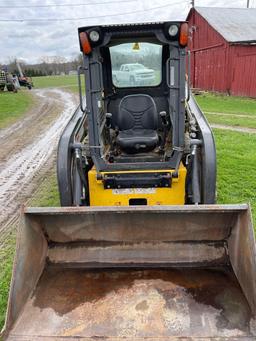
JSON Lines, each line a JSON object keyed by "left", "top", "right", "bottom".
{"left": 187, "top": 92, "right": 216, "bottom": 203}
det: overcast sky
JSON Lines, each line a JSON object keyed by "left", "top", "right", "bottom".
{"left": 0, "top": 0, "right": 255, "bottom": 64}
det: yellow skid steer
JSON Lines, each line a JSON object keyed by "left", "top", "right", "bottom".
{"left": 2, "top": 21, "right": 256, "bottom": 340}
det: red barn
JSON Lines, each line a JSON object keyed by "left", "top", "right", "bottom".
{"left": 187, "top": 7, "right": 256, "bottom": 97}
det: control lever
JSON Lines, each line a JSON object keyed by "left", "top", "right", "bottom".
{"left": 106, "top": 112, "right": 112, "bottom": 128}
{"left": 105, "top": 113, "right": 114, "bottom": 152}
{"left": 159, "top": 111, "right": 168, "bottom": 152}
{"left": 160, "top": 111, "right": 168, "bottom": 126}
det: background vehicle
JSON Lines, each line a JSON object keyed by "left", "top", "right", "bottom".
{"left": 113, "top": 63, "right": 155, "bottom": 86}
{"left": 16, "top": 59, "right": 33, "bottom": 90}
{"left": 0, "top": 70, "right": 6, "bottom": 91}
{"left": 0, "top": 67, "right": 19, "bottom": 92}
{"left": 3, "top": 21, "right": 256, "bottom": 340}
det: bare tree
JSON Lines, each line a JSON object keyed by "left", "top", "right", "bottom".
{"left": 6, "top": 54, "right": 84, "bottom": 77}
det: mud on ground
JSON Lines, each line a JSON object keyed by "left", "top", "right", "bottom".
{"left": 0, "top": 88, "right": 78, "bottom": 246}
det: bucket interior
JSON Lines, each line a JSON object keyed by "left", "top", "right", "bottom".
{"left": 8, "top": 266, "right": 254, "bottom": 339}
{"left": 4, "top": 205, "right": 256, "bottom": 340}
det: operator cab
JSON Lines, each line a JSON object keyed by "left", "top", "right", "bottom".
{"left": 105, "top": 40, "right": 171, "bottom": 160}
{"left": 78, "top": 22, "right": 189, "bottom": 170}
{"left": 108, "top": 42, "right": 167, "bottom": 156}
{"left": 57, "top": 21, "right": 216, "bottom": 206}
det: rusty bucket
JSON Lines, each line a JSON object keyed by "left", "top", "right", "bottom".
{"left": 2, "top": 205, "right": 256, "bottom": 340}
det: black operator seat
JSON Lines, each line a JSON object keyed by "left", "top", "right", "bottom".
{"left": 116, "top": 94, "right": 159, "bottom": 153}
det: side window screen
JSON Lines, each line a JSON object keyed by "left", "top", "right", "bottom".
{"left": 110, "top": 42, "right": 162, "bottom": 88}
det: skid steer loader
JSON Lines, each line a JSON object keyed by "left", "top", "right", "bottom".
{"left": 3, "top": 21, "right": 256, "bottom": 340}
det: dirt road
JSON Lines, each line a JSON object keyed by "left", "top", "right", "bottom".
{"left": 205, "top": 111, "right": 256, "bottom": 119}
{"left": 0, "top": 89, "right": 77, "bottom": 244}
{"left": 211, "top": 123, "right": 256, "bottom": 134}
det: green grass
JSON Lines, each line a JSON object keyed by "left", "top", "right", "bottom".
{"left": 0, "top": 75, "right": 81, "bottom": 130}
{"left": 0, "top": 231, "right": 16, "bottom": 332}
{"left": 28, "top": 170, "right": 60, "bottom": 207}
{"left": 196, "top": 92, "right": 256, "bottom": 116}
{"left": 205, "top": 113, "right": 256, "bottom": 129}
{"left": 0, "top": 171, "right": 60, "bottom": 333}
{"left": 214, "top": 129, "right": 256, "bottom": 227}
{"left": 0, "top": 90, "right": 33, "bottom": 129}
{"left": 33, "top": 75, "right": 80, "bottom": 93}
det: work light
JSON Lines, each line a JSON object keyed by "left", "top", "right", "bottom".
{"left": 89, "top": 30, "right": 100, "bottom": 43}
{"left": 168, "top": 24, "right": 179, "bottom": 37}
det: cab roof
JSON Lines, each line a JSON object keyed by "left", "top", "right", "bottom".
{"left": 78, "top": 21, "right": 187, "bottom": 34}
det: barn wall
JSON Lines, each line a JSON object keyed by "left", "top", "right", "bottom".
{"left": 228, "top": 45, "right": 256, "bottom": 97}
{"left": 188, "top": 9, "right": 229, "bottom": 92}
{"left": 187, "top": 8, "right": 256, "bottom": 97}
{"left": 191, "top": 45, "right": 228, "bottom": 92}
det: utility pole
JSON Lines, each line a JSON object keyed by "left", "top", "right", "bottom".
{"left": 247, "top": 0, "right": 250, "bottom": 8}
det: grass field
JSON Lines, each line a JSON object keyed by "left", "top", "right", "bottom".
{"left": 0, "top": 171, "right": 59, "bottom": 332}
{"left": 214, "top": 130, "right": 256, "bottom": 224}
{"left": 196, "top": 92, "right": 256, "bottom": 115}
{"left": 196, "top": 92, "right": 256, "bottom": 129}
{"left": 33, "top": 75, "right": 81, "bottom": 93}
{"left": 0, "top": 90, "right": 33, "bottom": 129}
{"left": 28, "top": 170, "right": 60, "bottom": 207}
{"left": 0, "top": 75, "right": 82, "bottom": 131}
{"left": 204, "top": 112, "right": 256, "bottom": 129}
{"left": 0, "top": 232, "right": 16, "bottom": 330}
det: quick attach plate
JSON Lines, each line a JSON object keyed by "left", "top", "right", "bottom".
{"left": 103, "top": 172, "right": 172, "bottom": 189}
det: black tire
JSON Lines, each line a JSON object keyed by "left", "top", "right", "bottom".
{"left": 28, "top": 85, "right": 32, "bottom": 90}
{"left": 7, "top": 84, "right": 14, "bottom": 92}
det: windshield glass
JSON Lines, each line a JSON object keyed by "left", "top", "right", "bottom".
{"left": 110, "top": 42, "right": 162, "bottom": 88}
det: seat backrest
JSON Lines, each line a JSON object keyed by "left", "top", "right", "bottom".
{"left": 118, "top": 94, "right": 158, "bottom": 131}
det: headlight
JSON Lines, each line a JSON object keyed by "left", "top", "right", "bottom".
{"left": 168, "top": 24, "right": 179, "bottom": 37}
{"left": 89, "top": 30, "right": 100, "bottom": 42}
